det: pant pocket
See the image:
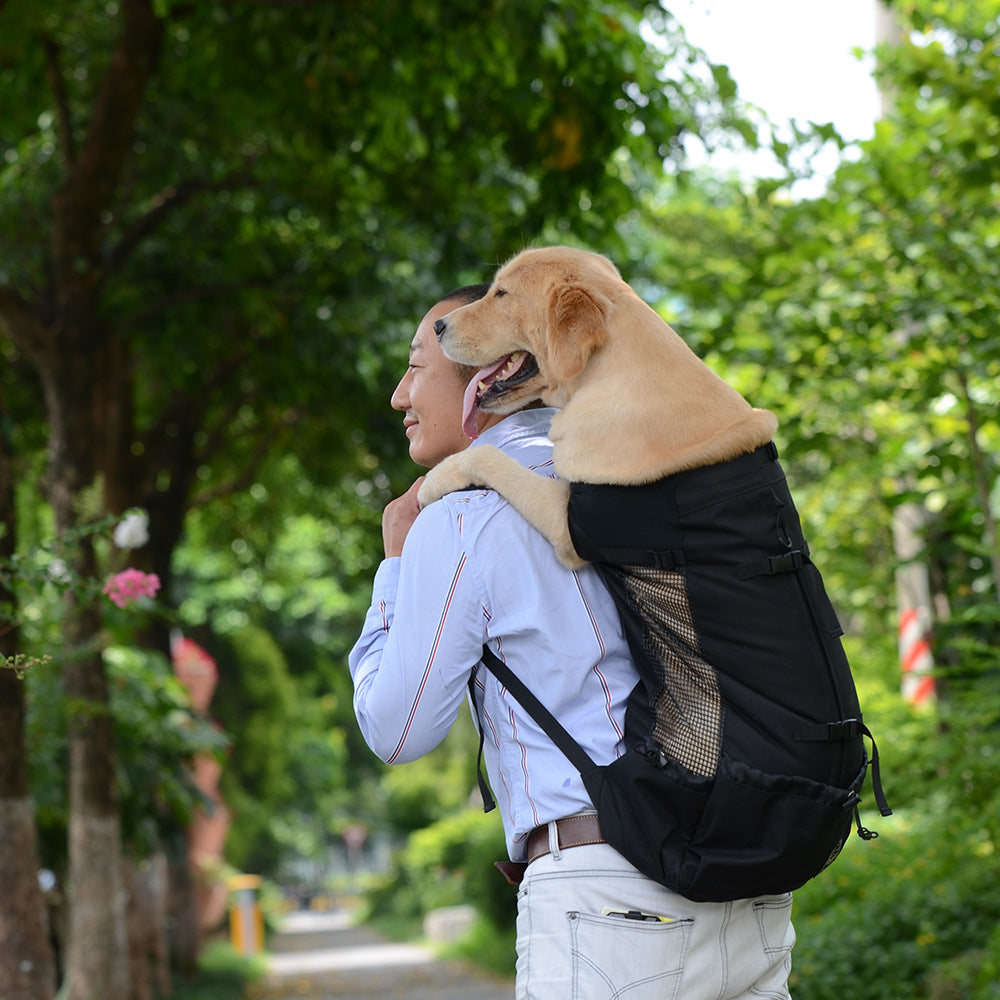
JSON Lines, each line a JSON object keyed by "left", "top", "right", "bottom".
{"left": 753, "top": 894, "right": 795, "bottom": 957}
{"left": 568, "top": 910, "right": 692, "bottom": 1000}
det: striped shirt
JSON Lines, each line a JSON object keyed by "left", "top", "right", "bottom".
{"left": 349, "top": 409, "right": 637, "bottom": 861}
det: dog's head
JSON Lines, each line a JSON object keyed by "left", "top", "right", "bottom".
{"left": 434, "top": 246, "right": 621, "bottom": 438}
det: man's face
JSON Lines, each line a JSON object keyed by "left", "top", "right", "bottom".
{"left": 390, "top": 300, "right": 472, "bottom": 468}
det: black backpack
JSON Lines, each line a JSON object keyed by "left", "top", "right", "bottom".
{"left": 475, "top": 442, "right": 890, "bottom": 902}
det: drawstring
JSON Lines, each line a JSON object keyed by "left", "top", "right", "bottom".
{"left": 771, "top": 489, "right": 793, "bottom": 549}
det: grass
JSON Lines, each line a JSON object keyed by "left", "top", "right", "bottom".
{"left": 166, "top": 939, "right": 265, "bottom": 1000}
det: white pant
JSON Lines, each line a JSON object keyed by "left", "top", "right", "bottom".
{"left": 514, "top": 836, "right": 795, "bottom": 1000}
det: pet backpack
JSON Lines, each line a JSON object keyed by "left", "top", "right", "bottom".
{"left": 476, "top": 442, "right": 890, "bottom": 902}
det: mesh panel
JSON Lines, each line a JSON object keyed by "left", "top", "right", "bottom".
{"left": 617, "top": 565, "right": 722, "bottom": 777}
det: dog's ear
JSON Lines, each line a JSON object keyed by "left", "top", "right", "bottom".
{"left": 546, "top": 284, "right": 611, "bottom": 382}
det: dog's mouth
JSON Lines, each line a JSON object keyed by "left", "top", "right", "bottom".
{"left": 462, "top": 351, "right": 541, "bottom": 439}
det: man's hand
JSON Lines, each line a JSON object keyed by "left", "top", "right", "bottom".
{"left": 382, "top": 478, "right": 425, "bottom": 558}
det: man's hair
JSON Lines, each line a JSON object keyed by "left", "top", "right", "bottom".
{"left": 438, "top": 282, "right": 491, "bottom": 309}
{"left": 436, "top": 283, "right": 490, "bottom": 383}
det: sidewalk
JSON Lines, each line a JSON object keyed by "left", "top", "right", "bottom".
{"left": 250, "top": 909, "right": 515, "bottom": 1000}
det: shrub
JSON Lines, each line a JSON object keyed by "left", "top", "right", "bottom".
{"left": 788, "top": 811, "right": 1000, "bottom": 1000}
{"left": 361, "top": 807, "right": 513, "bottom": 936}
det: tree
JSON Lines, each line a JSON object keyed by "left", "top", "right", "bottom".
{"left": 0, "top": 2, "right": 744, "bottom": 996}
{"left": 626, "top": 0, "right": 999, "bottom": 827}
{"left": 0, "top": 363, "right": 57, "bottom": 1000}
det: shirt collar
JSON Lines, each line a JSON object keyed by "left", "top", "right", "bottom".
{"left": 473, "top": 408, "right": 557, "bottom": 450}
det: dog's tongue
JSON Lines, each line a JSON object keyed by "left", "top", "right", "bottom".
{"left": 461, "top": 353, "right": 527, "bottom": 439}
{"left": 462, "top": 358, "right": 508, "bottom": 439}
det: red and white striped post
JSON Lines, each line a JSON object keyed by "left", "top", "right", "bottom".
{"left": 898, "top": 605, "right": 935, "bottom": 705}
{"left": 893, "top": 503, "right": 937, "bottom": 706}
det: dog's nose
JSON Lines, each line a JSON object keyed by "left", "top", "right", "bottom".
{"left": 433, "top": 318, "right": 447, "bottom": 339}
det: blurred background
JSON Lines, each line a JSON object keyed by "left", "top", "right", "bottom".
{"left": 1, "top": 1, "right": 997, "bottom": 999}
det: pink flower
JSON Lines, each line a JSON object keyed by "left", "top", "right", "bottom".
{"left": 102, "top": 569, "right": 161, "bottom": 609}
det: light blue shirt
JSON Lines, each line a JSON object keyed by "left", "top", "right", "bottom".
{"left": 349, "top": 408, "right": 637, "bottom": 860}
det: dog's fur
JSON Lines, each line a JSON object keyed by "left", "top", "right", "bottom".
{"left": 417, "top": 246, "right": 778, "bottom": 568}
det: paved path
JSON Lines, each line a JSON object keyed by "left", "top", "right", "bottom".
{"left": 250, "top": 910, "right": 515, "bottom": 1000}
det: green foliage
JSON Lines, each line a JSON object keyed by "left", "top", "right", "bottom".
{"left": 209, "top": 622, "right": 350, "bottom": 875}
{"left": 24, "top": 644, "right": 225, "bottom": 866}
{"left": 106, "top": 645, "right": 229, "bottom": 853}
{"left": 378, "top": 710, "right": 481, "bottom": 835}
{"left": 0, "top": 0, "right": 741, "bottom": 498}
{"left": 169, "top": 939, "right": 264, "bottom": 1000}
{"left": 362, "top": 807, "right": 512, "bottom": 935}
{"left": 790, "top": 812, "right": 1000, "bottom": 1000}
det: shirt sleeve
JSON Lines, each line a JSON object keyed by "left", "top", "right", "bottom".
{"left": 347, "top": 501, "right": 486, "bottom": 764}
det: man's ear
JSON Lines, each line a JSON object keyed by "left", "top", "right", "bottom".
{"left": 546, "top": 284, "right": 611, "bottom": 382}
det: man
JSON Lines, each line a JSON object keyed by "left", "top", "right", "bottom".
{"left": 349, "top": 285, "right": 795, "bottom": 999}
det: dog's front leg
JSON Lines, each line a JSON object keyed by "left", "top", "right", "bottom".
{"left": 418, "top": 445, "right": 586, "bottom": 570}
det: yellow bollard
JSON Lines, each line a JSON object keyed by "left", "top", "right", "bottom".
{"left": 228, "top": 874, "right": 264, "bottom": 955}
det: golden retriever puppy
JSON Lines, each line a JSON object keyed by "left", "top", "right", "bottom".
{"left": 417, "top": 245, "right": 777, "bottom": 567}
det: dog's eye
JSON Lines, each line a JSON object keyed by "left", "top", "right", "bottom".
{"left": 494, "top": 287, "right": 507, "bottom": 298}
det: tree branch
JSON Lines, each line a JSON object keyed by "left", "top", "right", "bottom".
{"left": 53, "top": 0, "right": 165, "bottom": 289}
{"left": 116, "top": 277, "right": 275, "bottom": 332}
{"left": 0, "top": 287, "right": 49, "bottom": 362}
{"left": 43, "top": 35, "right": 77, "bottom": 164}
{"left": 106, "top": 172, "right": 253, "bottom": 274}
{"left": 190, "top": 407, "right": 302, "bottom": 508}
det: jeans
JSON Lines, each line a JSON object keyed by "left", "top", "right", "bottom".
{"left": 514, "top": 835, "right": 794, "bottom": 1000}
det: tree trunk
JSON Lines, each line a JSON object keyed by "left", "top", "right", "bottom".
{"left": 167, "top": 831, "right": 202, "bottom": 980}
{"left": 125, "top": 855, "right": 171, "bottom": 1000}
{"left": 0, "top": 795, "right": 58, "bottom": 1000}
{"left": 62, "top": 595, "right": 132, "bottom": 1000}
{"left": 44, "top": 352, "right": 133, "bottom": 1000}
{"left": 0, "top": 390, "right": 58, "bottom": 1000}
{"left": 0, "top": 669, "right": 58, "bottom": 1000}
{"left": 36, "top": 301, "right": 132, "bottom": 999}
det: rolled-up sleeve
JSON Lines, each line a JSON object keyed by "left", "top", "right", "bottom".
{"left": 348, "top": 502, "right": 484, "bottom": 764}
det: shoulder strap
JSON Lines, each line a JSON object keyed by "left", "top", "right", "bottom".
{"left": 468, "top": 674, "right": 497, "bottom": 813}
{"left": 480, "top": 645, "right": 598, "bottom": 777}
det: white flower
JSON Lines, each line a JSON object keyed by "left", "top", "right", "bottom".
{"left": 48, "top": 558, "right": 72, "bottom": 584}
{"left": 113, "top": 510, "right": 149, "bottom": 550}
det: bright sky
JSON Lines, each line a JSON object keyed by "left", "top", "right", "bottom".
{"left": 673, "top": 0, "right": 882, "bottom": 181}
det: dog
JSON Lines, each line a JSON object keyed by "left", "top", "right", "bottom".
{"left": 417, "top": 245, "right": 778, "bottom": 567}
{"left": 416, "top": 246, "right": 889, "bottom": 890}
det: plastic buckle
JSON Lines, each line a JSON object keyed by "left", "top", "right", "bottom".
{"left": 766, "top": 549, "right": 805, "bottom": 574}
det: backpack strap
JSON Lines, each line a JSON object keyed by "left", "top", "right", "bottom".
{"left": 479, "top": 645, "right": 598, "bottom": 778}
{"left": 469, "top": 673, "right": 497, "bottom": 814}
{"left": 795, "top": 716, "right": 892, "bottom": 840}
{"left": 595, "top": 548, "right": 685, "bottom": 570}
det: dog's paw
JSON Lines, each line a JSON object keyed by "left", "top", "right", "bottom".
{"left": 418, "top": 453, "right": 479, "bottom": 508}
{"left": 555, "top": 543, "right": 587, "bottom": 572}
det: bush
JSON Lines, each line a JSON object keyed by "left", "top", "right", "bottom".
{"left": 172, "top": 939, "right": 264, "bottom": 1000}
{"left": 361, "top": 807, "right": 514, "bottom": 937}
{"left": 788, "top": 810, "right": 1000, "bottom": 1000}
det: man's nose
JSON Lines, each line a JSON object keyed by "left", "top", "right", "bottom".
{"left": 433, "top": 318, "right": 447, "bottom": 339}
{"left": 390, "top": 374, "right": 409, "bottom": 410}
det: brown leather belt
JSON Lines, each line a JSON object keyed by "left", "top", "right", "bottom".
{"left": 527, "top": 813, "right": 606, "bottom": 864}
{"left": 495, "top": 813, "right": 607, "bottom": 886}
